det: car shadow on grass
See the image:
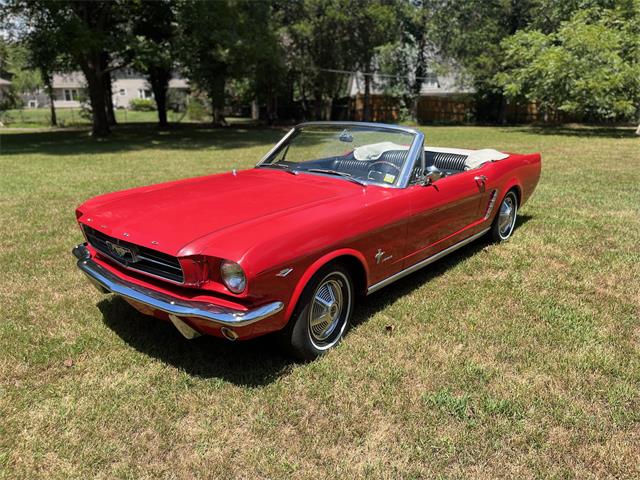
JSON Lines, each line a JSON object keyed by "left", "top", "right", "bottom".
{"left": 98, "top": 296, "right": 294, "bottom": 387}
{"left": 99, "top": 215, "right": 532, "bottom": 386}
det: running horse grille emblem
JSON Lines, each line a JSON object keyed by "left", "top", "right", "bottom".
{"left": 106, "top": 241, "right": 138, "bottom": 263}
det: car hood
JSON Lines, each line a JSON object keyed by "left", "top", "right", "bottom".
{"left": 77, "top": 169, "right": 362, "bottom": 256}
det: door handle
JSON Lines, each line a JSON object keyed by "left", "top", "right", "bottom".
{"left": 474, "top": 175, "right": 487, "bottom": 191}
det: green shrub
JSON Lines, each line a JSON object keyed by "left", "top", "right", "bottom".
{"left": 129, "top": 98, "right": 156, "bottom": 111}
{"left": 167, "top": 89, "right": 187, "bottom": 112}
{"left": 186, "top": 97, "right": 208, "bottom": 121}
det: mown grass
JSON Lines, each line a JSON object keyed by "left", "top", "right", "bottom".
{"left": 0, "top": 108, "right": 258, "bottom": 128}
{"left": 0, "top": 107, "right": 189, "bottom": 128}
{"left": 0, "top": 123, "right": 638, "bottom": 479}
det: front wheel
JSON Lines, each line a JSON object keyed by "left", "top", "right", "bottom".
{"left": 491, "top": 190, "right": 518, "bottom": 242}
{"left": 282, "top": 264, "right": 354, "bottom": 361}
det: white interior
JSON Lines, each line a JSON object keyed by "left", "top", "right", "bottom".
{"left": 354, "top": 142, "right": 509, "bottom": 170}
{"left": 353, "top": 142, "right": 409, "bottom": 161}
{"left": 424, "top": 146, "right": 509, "bottom": 170}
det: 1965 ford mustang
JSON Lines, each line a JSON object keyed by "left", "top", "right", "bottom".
{"left": 72, "top": 122, "right": 540, "bottom": 359}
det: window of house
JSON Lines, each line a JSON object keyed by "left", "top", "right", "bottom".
{"left": 119, "top": 89, "right": 126, "bottom": 96}
{"left": 424, "top": 73, "right": 439, "bottom": 87}
{"left": 64, "top": 89, "right": 78, "bottom": 101}
{"left": 138, "top": 89, "right": 153, "bottom": 99}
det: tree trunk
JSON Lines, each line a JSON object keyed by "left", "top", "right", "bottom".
{"left": 43, "top": 71, "right": 57, "bottom": 127}
{"left": 323, "top": 98, "right": 332, "bottom": 121}
{"left": 149, "top": 67, "right": 170, "bottom": 127}
{"left": 80, "top": 56, "right": 110, "bottom": 137}
{"left": 313, "top": 92, "right": 323, "bottom": 120}
{"left": 104, "top": 70, "right": 116, "bottom": 126}
{"left": 363, "top": 74, "right": 372, "bottom": 122}
{"left": 636, "top": 123, "right": 640, "bottom": 136}
{"left": 411, "top": 37, "right": 426, "bottom": 123}
{"left": 266, "top": 91, "right": 278, "bottom": 125}
{"left": 496, "top": 92, "right": 508, "bottom": 124}
{"left": 209, "top": 75, "right": 227, "bottom": 126}
{"left": 299, "top": 76, "right": 309, "bottom": 121}
{"left": 411, "top": 96, "right": 420, "bottom": 124}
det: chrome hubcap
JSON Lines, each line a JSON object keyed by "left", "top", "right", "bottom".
{"left": 498, "top": 195, "right": 516, "bottom": 238}
{"left": 309, "top": 278, "right": 344, "bottom": 343}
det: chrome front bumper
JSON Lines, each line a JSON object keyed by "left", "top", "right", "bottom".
{"left": 72, "top": 244, "right": 284, "bottom": 327}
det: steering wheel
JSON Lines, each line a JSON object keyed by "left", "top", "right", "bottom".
{"left": 367, "top": 161, "right": 401, "bottom": 183}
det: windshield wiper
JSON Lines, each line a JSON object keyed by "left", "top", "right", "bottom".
{"left": 305, "top": 168, "right": 367, "bottom": 186}
{"left": 258, "top": 163, "right": 298, "bottom": 175}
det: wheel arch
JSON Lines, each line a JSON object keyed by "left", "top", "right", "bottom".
{"left": 503, "top": 179, "right": 522, "bottom": 205}
{"left": 285, "top": 249, "right": 369, "bottom": 321}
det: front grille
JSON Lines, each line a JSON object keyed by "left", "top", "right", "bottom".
{"left": 83, "top": 225, "right": 184, "bottom": 283}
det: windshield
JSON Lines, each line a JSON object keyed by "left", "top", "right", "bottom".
{"left": 259, "top": 125, "right": 418, "bottom": 187}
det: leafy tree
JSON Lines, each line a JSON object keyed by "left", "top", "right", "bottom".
{"left": 244, "top": 1, "right": 285, "bottom": 123}
{"left": 431, "top": 0, "right": 540, "bottom": 122}
{"left": 1, "top": 4, "right": 73, "bottom": 125}
{"left": 347, "top": 0, "right": 398, "bottom": 121}
{"left": 22, "top": 13, "right": 74, "bottom": 126}
{"left": 0, "top": 40, "right": 20, "bottom": 113}
{"left": 7, "top": 1, "right": 132, "bottom": 136}
{"left": 177, "top": 0, "right": 284, "bottom": 125}
{"left": 497, "top": 7, "right": 640, "bottom": 124}
{"left": 282, "top": 0, "right": 362, "bottom": 120}
{"left": 176, "top": 0, "right": 240, "bottom": 126}
{"left": 282, "top": 0, "right": 398, "bottom": 121}
{"left": 2, "top": 43, "right": 42, "bottom": 98}
{"left": 131, "top": 0, "right": 176, "bottom": 127}
{"left": 378, "top": 0, "right": 435, "bottom": 121}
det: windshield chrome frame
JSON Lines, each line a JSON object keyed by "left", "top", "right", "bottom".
{"left": 256, "top": 121, "right": 425, "bottom": 189}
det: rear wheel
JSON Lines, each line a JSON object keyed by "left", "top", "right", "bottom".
{"left": 282, "top": 264, "right": 354, "bottom": 361}
{"left": 491, "top": 190, "right": 518, "bottom": 242}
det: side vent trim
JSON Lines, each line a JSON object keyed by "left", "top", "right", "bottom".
{"left": 484, "top": 190, "right": 498, "bottom": 220}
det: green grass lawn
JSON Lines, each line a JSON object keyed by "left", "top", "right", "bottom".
{"left": 0, "top": 107, "right": 193, "bottom": 128}
{"left": 0, "top": 124, "right": 638, "bottom": 479}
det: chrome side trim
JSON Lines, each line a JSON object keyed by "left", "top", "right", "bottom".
{"left": 72, "top": 244, "right": 284, "bottom": 327}
{"left": 366, "top": 228, "right": 490, "bottom": 295}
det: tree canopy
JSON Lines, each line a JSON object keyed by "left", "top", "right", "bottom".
{"left": 1, "top": 0, "right": 638, "bottom": 134}
{"left": 498, "top": 5, "right": 640, "bottom": 122}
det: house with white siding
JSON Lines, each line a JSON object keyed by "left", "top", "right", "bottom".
{"left": 22, "top": 69, "right": 189, "bottom": 109}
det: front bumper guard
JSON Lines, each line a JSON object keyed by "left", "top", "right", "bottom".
{"left": 72, "top": 244, "right": 284, "bottom": 328}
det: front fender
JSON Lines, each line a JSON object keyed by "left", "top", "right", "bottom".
{"left": 284, "top": 248, "right": 369, "bottom": 321}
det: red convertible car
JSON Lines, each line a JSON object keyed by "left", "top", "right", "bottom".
{"left": 73, "top": 122, "right": 540, "bottom": 359}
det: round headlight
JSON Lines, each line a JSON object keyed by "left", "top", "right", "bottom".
{"left": 220, "top": 260, "right": 246, "bottom": 293}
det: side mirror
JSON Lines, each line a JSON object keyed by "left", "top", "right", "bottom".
{"left": 421, "top": 170, "right": 444, "bottom": 186}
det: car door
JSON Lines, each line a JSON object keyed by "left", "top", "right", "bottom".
{"left": 403, "top": 170, "right": 485, "bottom": 267}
